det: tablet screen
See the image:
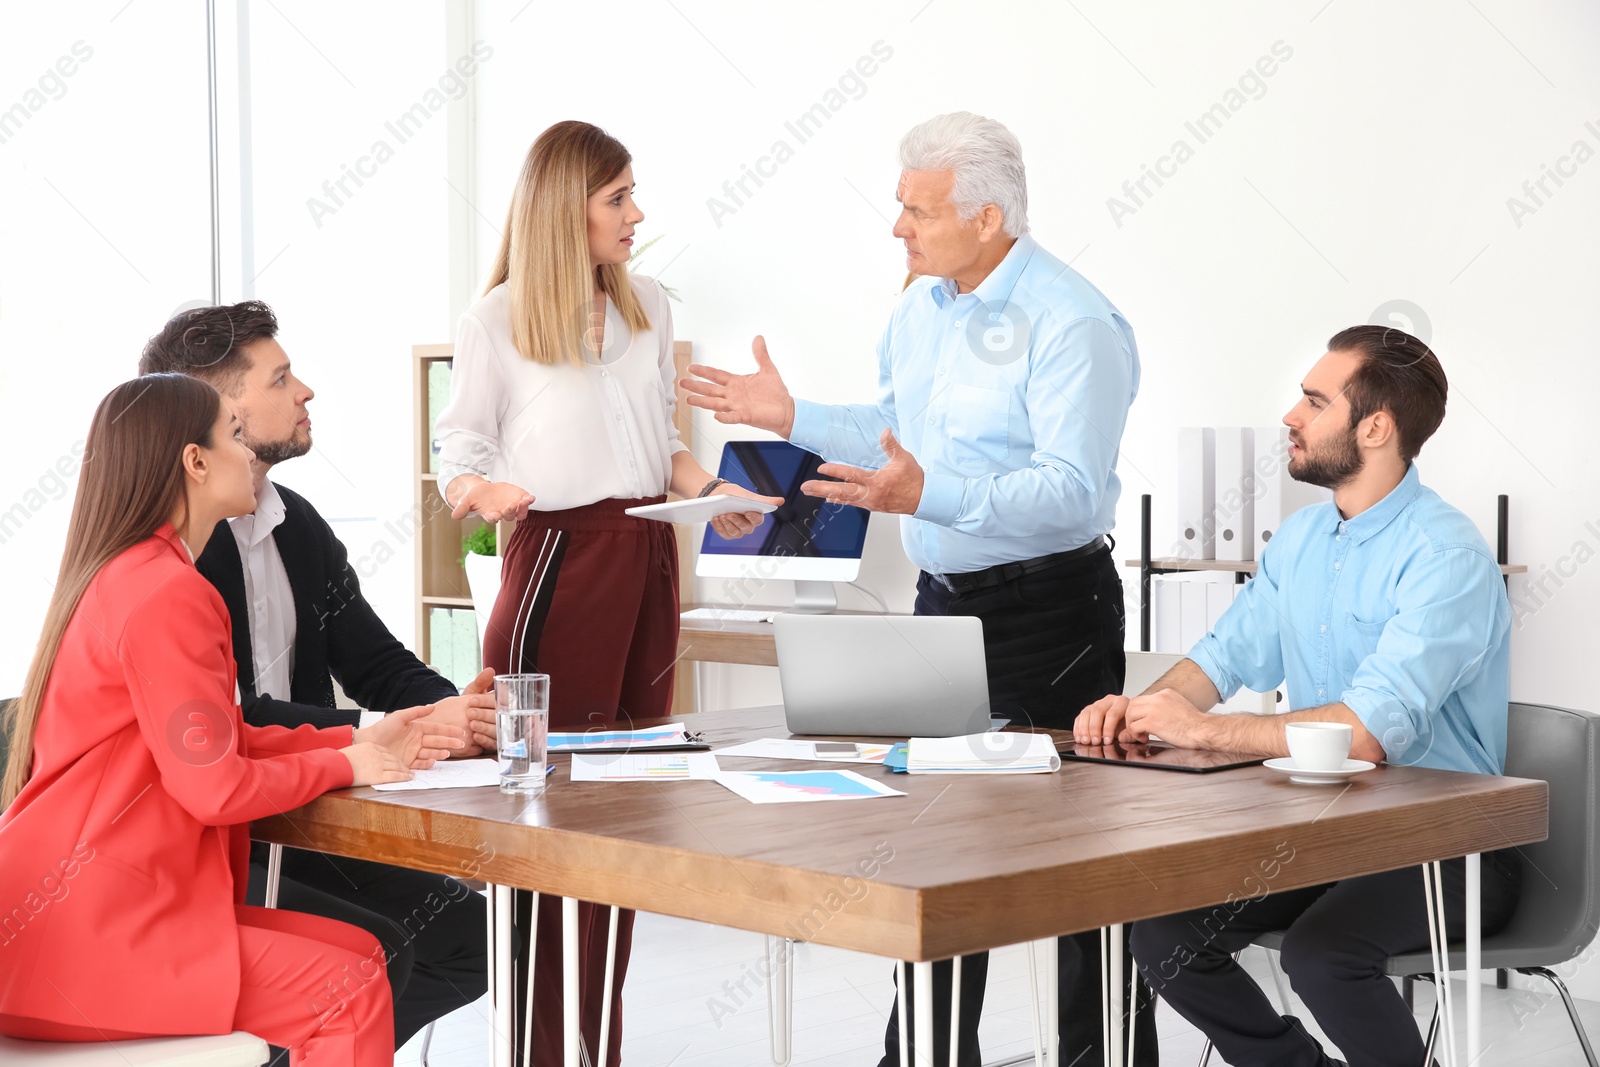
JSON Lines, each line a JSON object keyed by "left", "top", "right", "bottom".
{"left": 1057, "top": 740, "right": 1268, "bottom": 773}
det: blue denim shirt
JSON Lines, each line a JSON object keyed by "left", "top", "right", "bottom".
{"left": 1189, "top": 464, "right": 1510, "bottom": 774}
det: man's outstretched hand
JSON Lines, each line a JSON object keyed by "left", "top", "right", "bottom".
{"left": 800, "top": 429, "right": 925, "bottom": 515}
{"left": 681, "top": 335, "right": 796, "bottom": 437}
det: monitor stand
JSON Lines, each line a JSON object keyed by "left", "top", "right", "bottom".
{"left": 791, "top": 580, "right": 838, "bottom": 614}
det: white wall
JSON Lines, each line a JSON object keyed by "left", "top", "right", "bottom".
{"left": 1, "top": 2, "right": 210, "bottom": 693}
{"left": 465, "top": 0, "right": 1600, "bottom": 720}
{"left": 0, "top": 1, "right": 453, "bottom": 696}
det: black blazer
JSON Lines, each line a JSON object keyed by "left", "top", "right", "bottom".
{"left": 196, "top": 481, "right": 458, "bottom": 730}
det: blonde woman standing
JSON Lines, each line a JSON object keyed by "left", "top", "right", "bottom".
{"left": 436, "top": 120, "right": 778, "bottom": 1065}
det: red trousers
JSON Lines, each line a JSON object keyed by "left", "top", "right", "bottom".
{"left": 484, "top": 496, "right": 680, "bottom": 1066}
{"left": 1, "top": 905, "right": 392, "bottom": 1066}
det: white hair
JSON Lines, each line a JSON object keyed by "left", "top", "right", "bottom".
{"left": 898, "top": 112, "right": 1029, "bottom": 236}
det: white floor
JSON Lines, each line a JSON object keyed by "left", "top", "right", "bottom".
{"left": 397, "top": 910, "right": 1599, "bottom": 1066}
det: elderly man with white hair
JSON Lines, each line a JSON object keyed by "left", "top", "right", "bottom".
{"left": 684, "top": 112, "right": 1152, "bottom": 1067}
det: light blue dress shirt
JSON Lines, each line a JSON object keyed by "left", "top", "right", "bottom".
{"left": 1188, "top": 464, "right": 1511, "bottom": 774}
{"left": 788, "top": 234, "right": 1139, "bottom": 576}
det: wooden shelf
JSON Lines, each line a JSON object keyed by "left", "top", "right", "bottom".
{"left": 1126, "top": 558, "right": 1528, "bottom": 576}
{"left": 1132, "top": 492, "right": 1527, "bottom": 653}
{"left": 421, "top": 595, "right": 475, "bottom": 608}
{"left": 1127, "top": 558, "right": 1258, "bottom": 575}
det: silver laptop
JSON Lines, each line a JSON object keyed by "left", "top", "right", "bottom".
{"left": 774, "top": 615, "right": 991, "bottom": 737}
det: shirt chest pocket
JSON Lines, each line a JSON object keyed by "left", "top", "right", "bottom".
{"left": 1336, "top": 613, "right": 1389, "bottom": 682}
{"left": 944, "top": 384, "right": 1011, "bottom": 469}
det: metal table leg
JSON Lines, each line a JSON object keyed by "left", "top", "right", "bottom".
{"left": 1465, "top": 853, "right": 1481, "bottom": 1066}
{"left": 1106, "top": 925, "right": 1124, "bottom": 1067}
{"left": 913, "top": 961, "right": 935, "bottom": 1067}
{"left": 488, "top": 884, "right": 513, "bottom": 1067}
{"left": 522, "top": 891, "right": 540, "bottom": 1067}
{"left": 1422, "top": 861, "right": 1459, "bottom": 1067}
{"left": 597, "top": 905, "right": 619, "bottom": 1067}
{"left": 766, "top": 936, "right": 794, "bottom": 1066}
{"left": 1043, "top": 937, "right": 1059, "bottom": 1067}
{"left": 949, "top": 956, "right": 963, "bottom": 1067}
{"left": 897, "top": 960, "right": 909, "bottom": 1067}
{"left": 564, "top": 896, "right": 580, "bottom": 1067}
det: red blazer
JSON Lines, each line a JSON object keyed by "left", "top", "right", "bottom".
{"left": 0, "top": 525, "right": 355, "bottom": 1037}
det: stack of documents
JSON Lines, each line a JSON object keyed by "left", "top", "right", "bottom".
{"left": 906, "top": 733, "right": 1061, "bottom": 775}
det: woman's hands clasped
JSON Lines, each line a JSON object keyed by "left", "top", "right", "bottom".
{"left": 343, "top": 705, "right": 469, "bottom": 785}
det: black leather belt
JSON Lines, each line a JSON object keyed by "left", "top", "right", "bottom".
{"left": 935, "top": 536, "right": 1110, "bottom": 595}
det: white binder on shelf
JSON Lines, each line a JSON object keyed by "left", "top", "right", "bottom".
{"left": 1253, "top": 426, "right": 1332, "bottom": 555}
{"left": 1154, "top": 577, "right": 1183, "bottom": 654}
{"left": 1175, "top": 427, "right": 1216, "bottom": 560}
{"left": 1214, "top": 427, "right": 1255, "bottom": 562}
{"left": 1179, "top": 576, "right": 1211, "bottom": 650}
{"left": 1205, "top": 580, "right": 1237, "bottom": 632}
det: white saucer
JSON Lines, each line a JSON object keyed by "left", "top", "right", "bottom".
{"left": 1263, "top": 757, "right": 1377, "bottom": 785}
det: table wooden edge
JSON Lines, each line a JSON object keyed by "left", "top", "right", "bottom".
{"left": 254, "top": 775, "right": 1547, "bottom": 962}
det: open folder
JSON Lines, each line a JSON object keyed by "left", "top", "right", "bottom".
{"left": 903, "top": 733, "right": 1061, "bottom": 774}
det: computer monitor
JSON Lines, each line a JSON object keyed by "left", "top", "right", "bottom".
{"left": 695, "top": 441, "right": 871, "bottom": 613}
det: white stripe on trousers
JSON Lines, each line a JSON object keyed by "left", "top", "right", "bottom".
{"left": 509, "top": 529, "right": 565, "bottom": 674}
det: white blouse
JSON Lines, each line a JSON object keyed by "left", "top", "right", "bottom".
{"left": 435, "top": 276, "right": 687, "bottom": 512}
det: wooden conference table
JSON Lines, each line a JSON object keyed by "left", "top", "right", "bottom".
{"left": 253, "top": 706, "right": 1548, "bottom": 1067}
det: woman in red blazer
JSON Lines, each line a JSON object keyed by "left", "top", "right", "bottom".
{"left": 0, "top": 375, "right": 463, "bottom": 1064}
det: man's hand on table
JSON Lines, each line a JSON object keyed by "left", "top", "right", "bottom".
{"left": 1074, "top": 689, "right": 1211, "bottom": 748}
{"left": 413, "top": 668, "right": 498, "bottom": 757}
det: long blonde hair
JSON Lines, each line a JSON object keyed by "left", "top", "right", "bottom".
{"left": 484, "top": 120, "right": 651, "bottom": 365}
{"left": 1, "top": 375, "right": 222, "bottom": 810}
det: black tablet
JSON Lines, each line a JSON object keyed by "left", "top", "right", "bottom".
{"left": 1057, "top": 740, "right": 1268, "bottom": 774}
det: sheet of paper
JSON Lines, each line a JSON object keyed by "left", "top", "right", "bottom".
{"left": 548, "top": 725, "right": 688, "bottom": 751}
{"left": 371, "top": 759, "right": 503, "bottom": 791}
{"left": 569, "top": 752, "right": 721, "bottom": 782}
{"left": 714, "top": 738, "right": 892, "bottom": 764}
{"left": 714, "top": 769, "right": 906, "bottom": 804}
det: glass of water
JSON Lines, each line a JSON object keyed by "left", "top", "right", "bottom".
{"left": 495, "top": 673, "right": 550, "bottom": 795}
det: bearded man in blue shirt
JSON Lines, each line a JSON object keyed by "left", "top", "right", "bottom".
{"left": 685, "top": 112, "right": 1149, "bottom": 1067}
{"left": 1075, "top": 326, "right": 1521, "bottom": 1066}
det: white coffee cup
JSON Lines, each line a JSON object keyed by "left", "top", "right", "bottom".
{"left": 1285, "top": 722, "right": 1353, "bottom": 772}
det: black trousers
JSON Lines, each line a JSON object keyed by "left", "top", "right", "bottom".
{"left": 1130, "top": 852, "right": 1522, "bottom": 1067}
{"left": 246, "top": 847, "right": 488, "bottom": 1059}
{"left": 879, "top": 547, "right": 1159, "bottom": 1067}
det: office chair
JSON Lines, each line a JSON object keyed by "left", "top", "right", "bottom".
{"left": 1199, "top": 702, "right": 1600, "bottom": 1067}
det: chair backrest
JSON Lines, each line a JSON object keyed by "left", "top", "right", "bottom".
{"left": 1492, "top": 702, "right": 1600, "bottom": 963}
{"left": 462, "top": 551, "right": 502, "bottom": 654}
{"left": 0, "top": 697, "right": 13, "bottom": 771}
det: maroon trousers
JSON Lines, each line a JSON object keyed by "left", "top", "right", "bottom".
{"left": 483, "top": 497, "right": 680, "bottom": 1067}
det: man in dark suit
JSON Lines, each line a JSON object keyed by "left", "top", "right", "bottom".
{"left": 139, "top": 301, "right": 494, "bottom": 1056}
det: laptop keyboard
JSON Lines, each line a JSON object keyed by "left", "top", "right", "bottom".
{"left": 680, "top": 608, "right": 779, "bottom": 624}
